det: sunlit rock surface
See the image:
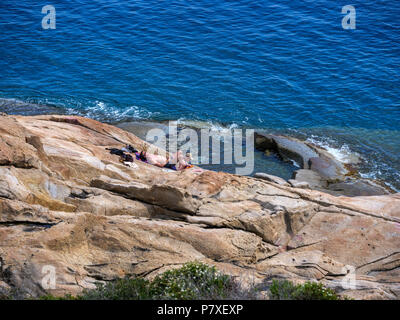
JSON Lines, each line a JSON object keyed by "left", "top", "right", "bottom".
{"left": 0, "top": 114, "right": 399, "bottom": 299}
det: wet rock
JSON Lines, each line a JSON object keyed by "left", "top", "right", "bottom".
{"left": 254, "top": 132, "right": 276, "bottom": 151}
{"left": 254, "top": 133, "right": 319, "bottom": 169}
{"left": 309, "top": 156, "right": 346, "bottom": 181}
{"left": 272, "top": 135, "right": 318, "bottom": 169}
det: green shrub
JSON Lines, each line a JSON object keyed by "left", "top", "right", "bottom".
{"left": 269, "top": 279, "right": 343, "bottom": 300}
{"left": 39, "top": 293, "right": 79, "bottom": 300}
{"left": 149, "top": 262, "right": 234, "bottom": 300}
{"left": 0, "top": 293, "right": 11, "bottom": 300}
{"left": 80, "top": 277, "right": 152, "bottom": 300}
{"left": 0, "top": 288, "right": 26, "bottom": 300}
{"left": 34, "top": 263, "right": 348, "bottom": 301}
{"left": 45, "top": 262, "right": 248, "bottom": 300}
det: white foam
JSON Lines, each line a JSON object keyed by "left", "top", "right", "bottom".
{"left": 360, "top": 164, "right": 400, "bottom": 192}
{"left": 306, "top": 135, "right": 361, "bottom": 164}
{"left": 67, "top": 101, "right": 154, "bottom": 121}
{"left": 383, "top": 182, "right": 400, "bottom": 193}
{"left": 177, "top": 119, "right": 240, "bottom": 136}
{"left": 290, "top": 159, "right": 301, "bottom": 168}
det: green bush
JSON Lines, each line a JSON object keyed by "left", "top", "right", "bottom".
{"left": 149, "top": 262, "right": 234, "bottom": 300}
{"left": 80, "top": 277, "right": 152, "bottom": 300}
{"left": 0, "top": 288, "right": 26, "bottom": 300}
{"left": 269, "top": 279, "right": 343, "bottom": 300}
{"left": 32, "top": 264, "right": 347, "bottom": 300}
{"left": 39, "top": 293, "right": 79, "bottom": 300}
{"left": 48, "top": 262, "right": 249, "bottom": 300}
{"left": 0, "top": 293, "right": 11, "bottom": 300}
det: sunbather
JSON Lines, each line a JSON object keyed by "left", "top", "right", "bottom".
{"left": 107, "top": 145, "right": 193, "bottom": 171}
{"left": 139, "top": 150, "right": 193, "bottom": 171}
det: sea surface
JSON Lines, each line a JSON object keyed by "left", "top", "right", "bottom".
{"left": 0, "top": 0, "right": 399, "bottom": 189}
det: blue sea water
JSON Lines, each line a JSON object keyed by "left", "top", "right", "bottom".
{"left": 0, "top": 0, "right": 399, "bottom": 188}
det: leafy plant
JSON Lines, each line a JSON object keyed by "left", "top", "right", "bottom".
{"left": 149, "top": 262, "right": 234, "bottom": 300}
{"left": 39, "top": 293, "right": 79, "bottom": 300}
{"left": 29, "top": 264, "right": 348, "bottom": 300}
{"left": 53, "top": 262, "right": 247, "bottom": 300}
{"left": 269, "top": 279, "right": 343, "bottom": 300}
{"left": 80, "top": 277, "right": 152, "bottom": 300}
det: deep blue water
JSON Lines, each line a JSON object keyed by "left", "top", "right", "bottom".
{"left": 0, "top": 0, "right": 399, "bottom": 189}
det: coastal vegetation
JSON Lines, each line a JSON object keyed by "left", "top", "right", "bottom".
{"left": 268, "top": 279, "right": 344, "bottom": 300}
{"left": 1, "top": 262, "right": 345, "bottom": 300}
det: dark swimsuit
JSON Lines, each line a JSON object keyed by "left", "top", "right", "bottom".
{"left": 164, "top": 161, "right": 193, "bottom": 171}
{"left": 163, "top": 162, "right": 177, "bottom": 170}
{"left": 135, "top": 151, "right": 148, "bottom": 163}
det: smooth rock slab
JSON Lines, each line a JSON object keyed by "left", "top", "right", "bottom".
{"left": 309, "top": 156, "right": 345, "bottom": 181}
{"left": 270, "top": 135, "right": 318, "bottom": 169}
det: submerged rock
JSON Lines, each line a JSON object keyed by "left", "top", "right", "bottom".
{"left": 0, "top": 115, "right": 399, "bottom": 299}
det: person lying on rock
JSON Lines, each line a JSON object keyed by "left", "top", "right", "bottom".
{"left": 107, "top": 145, "right": 193, "bottom": 171}
{"left": 141, "top": 150, "right": 193, "bottom": 171}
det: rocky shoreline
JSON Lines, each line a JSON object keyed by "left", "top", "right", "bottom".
{"left": 0, "top": 113, "right": 399, "bottom": 299}
{"left": 117, "top": 120, "right": 395, "bottom": 197}
{"left": 254, "top": 132, "right": 394, "bottom": 197}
